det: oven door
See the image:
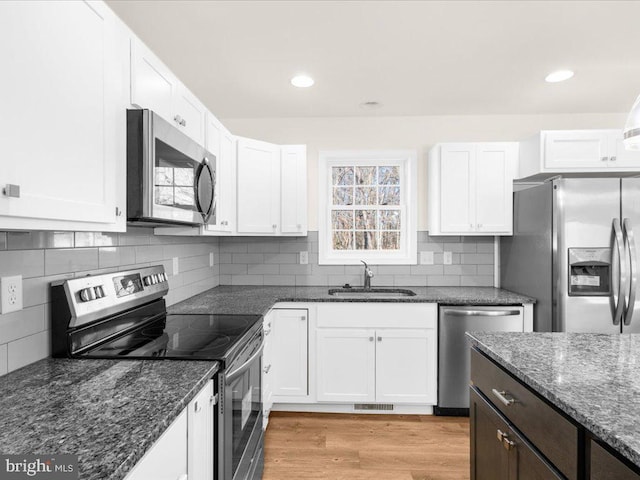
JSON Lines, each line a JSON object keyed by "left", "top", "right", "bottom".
{"left": 129, "top": 109, "right": 216, "bottom": 226}
{"left": 221, "top": 330, "right": 264, "bottom": 480}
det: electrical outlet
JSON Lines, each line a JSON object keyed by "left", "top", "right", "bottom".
{"left": 299, "top": 251, "right": 309, "bottom": 265}
{"left": 1, "top": 275, "right": 23, "bottom": 314}
{"left": 209, "top": 252, "right": 215, "bottom": 267}
{"left": 172, "top": 257, "right": 179, "bottom": 275}
{"left": 420, "top": 251, "right": 434, "bottom": 265}
{"left": 443, "top": 251, "right": 453, "bottom": 265}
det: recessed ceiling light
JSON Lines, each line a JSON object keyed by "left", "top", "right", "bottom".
{"left": 545, "top": 70, "right": 574, "bottom": 83}
{"left": 359, "top": 101, "right": 382, "bottom": 109}
{"left": 291, "top": 75, "right": 314, "bottom": 88}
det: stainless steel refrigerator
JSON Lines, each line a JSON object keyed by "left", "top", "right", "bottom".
{"left": 501, "top": 177, "right": 640, "bottom": 333}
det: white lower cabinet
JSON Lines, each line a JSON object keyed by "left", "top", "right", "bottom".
{"left": 271, "top": 309, "right": 309, "bottom": 397}
{"left": 188, "top": 380, "right": 215, "bottom": 480}
{"left": 125, "top": 380, "right": 215, "bottom": 480}
{"left": 262, "top": 313, "right": 274, "bottom": 429}
{"left": 317, "top": 328, "right": 376, "bottom": 402}
{"left": 124, "top": 410, "right": 188, "bottom": 480}
{"left": 316, "top": 303, "right": 438, "bottom": 406}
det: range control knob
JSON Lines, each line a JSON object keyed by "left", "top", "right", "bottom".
{"left": 79, "top": 288, "right": 91, "bottom": 302}
{"left": 94, "top": 285, "right": 105, "bottom": 299}
{"left": 143, "top": 276, "right": 152, "bottom": 286}
{"left": 152, "top": 274, "right": 159, "bottom": 284}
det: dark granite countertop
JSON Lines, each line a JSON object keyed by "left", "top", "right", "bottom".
{"left": 0, "top": 358, "right": 219, "bottom": 480}
{"left": 168, "top": 285, "right": 534, "bottom": 316}
{"left": 467, "top": 332, "right": 640, "bottom": 468}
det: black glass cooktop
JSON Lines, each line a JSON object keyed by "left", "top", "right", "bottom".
{"left": 77, "top": 313, "right": 262, "bottom": 363}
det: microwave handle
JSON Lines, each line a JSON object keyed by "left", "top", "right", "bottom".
{"left": 194, "top": 158, "right": 214, "bottom": 223}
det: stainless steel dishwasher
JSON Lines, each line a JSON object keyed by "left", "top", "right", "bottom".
{"left": 435, "top": 305, "right": 524, "bottom": 416}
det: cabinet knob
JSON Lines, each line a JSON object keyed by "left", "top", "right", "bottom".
{"left": 2, "top": 184, "right": 20, "bottom": 198}
{"left": 263, "top": 364, "right": 272, "bottom": 374}
{"left": 194, "top": 401, "right": 201, "bottom": 413}
{"left": 369, "top": 336, "right": 374, "bottom": 342}
{"left": 611, "top": 156, "right": 617, "bottom": 162}
{"left": 602, "top": 156, "right": 608, "bottom": 162}
{"left": 272, "top": 224, "right": 277, "bottom": 229}
{"left": 264, "top": 328, "right": 271, "bottom": 336}
{"left": 174, "top": 114, "right": 182, "bottom": 125}
{"left": 377, "top": 336, "right": 382, "bottom": 342}
{"left": 477, "top": 223, "right": 482, "bottom": 228}
{"left": 300, "top": 316, "right": 306, "bottom": 321}
{"left": 470, "top": 223, "right": 474, "bottom": 229}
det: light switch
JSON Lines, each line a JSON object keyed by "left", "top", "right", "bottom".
{"left": 299, "top": 251, "right": 309, "bottom": 265}
{"left": 443, "top": 251, "right": 453, "bottom": 265}
{"left": 209, "top": 252, "right": 215, "bottom": 267}
{"left": 420, "top": 251, "right": 434, "bottom": 265}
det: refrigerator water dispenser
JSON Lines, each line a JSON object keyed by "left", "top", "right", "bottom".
{"left": 568, "top": 248, "right": 611, "bottom": 296}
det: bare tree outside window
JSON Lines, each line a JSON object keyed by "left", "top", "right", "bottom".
{"left": 331, "top": 165, "right": 401, "bottom": 252}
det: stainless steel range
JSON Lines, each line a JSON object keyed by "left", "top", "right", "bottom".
{"left": 50, "top": 265, "right": 264, "bottom": 480}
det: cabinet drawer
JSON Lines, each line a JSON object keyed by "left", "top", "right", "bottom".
{"left": 590, "top": 439, "right": 640, "bottom": 480}
{"left": 471, "top": 349, "right": 578, "bottom": 480}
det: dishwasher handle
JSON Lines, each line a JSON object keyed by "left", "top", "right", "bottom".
{"left": 442, "top": 308, "right": 521, "bottom": 317}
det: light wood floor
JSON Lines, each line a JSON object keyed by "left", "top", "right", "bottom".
{"left": 263, "top": 412, "right": 470, "bottom": 480}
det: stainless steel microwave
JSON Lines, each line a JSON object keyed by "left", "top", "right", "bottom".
{"left": 127, "top": 109, "right": 216, "bottom": 226}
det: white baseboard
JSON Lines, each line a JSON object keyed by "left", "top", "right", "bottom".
{"left": 271, "top": 402, "right": 434, "bottom": 415}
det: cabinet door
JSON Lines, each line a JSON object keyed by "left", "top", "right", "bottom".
{"left": 236, "top": 138, "right": 280, "bottom": 233}
{"left": 375, "top": 329, "right": 437, "bottom": 404}
{"left": 262, "top": 313, "right": 274, "bottom": 427}
{"left": 475, "top": 143, "right": 515, "bottom": 234}
{"left": 609, "top": 131, "right": 640, "bottom": 169}
{"left": 188, "top": 380, "right": 215, "bottom": 480}
{"left": 507, "top": 425, "right": 564, "bottom": 480}
{"left": 470, "top": 388, "right": 510, "bottom": 480}
{"left": 280, "top": 145, "right": 308, "bottom": 234}
{"left": 124, "top": 410, "right": 188, "bottom": 480}
{"left": 271, "top": 309, "right": 308, "bottom": 397}
{"left": 0, "top": 1, "right": 119, "bottom": 225}
{"left": 130, "top": 37, "right": 177, "bottom": 122}
{"left": 204, "top": 114, "right": 231, "bottom": 233}
{"left": 174, "top": 84, "right": 206, "bottom": 146}
{"left": 543, "top": 131, "right": 609, "bottom": 170}
{"left": 316, "top": 329, "right": 375, "bottom": 402}
{"left": 439, "top": 144, "right": 475, "bottom": 233}
{"left": 590, "top": 439, "right": 640, "bottom": 480}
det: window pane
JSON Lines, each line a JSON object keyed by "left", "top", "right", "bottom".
{"left": 355, "top": 166, "right": 376, "bottom": 185}
{"left": 381, "top": 231, "right": 400, "bottom": 250}
{"left": 332, "top": 167, "right": 354, "bottom": 186}
{"left": 332, "top": 210, "right": 354, "bottom": 230}
{"left": 379, "top": 186, "right": 400, "bottom": 205}
{"left": 333, "top": 187, "right": 353, "bottom": 205}
{"left": 378, "top": 166, "right": 399, "bottom": 185}
{"left": 355, "top": 231, "right": 378, "bottom": 250}
{"left": 155, "top": 167, "right": 173, "bottom": 186}
{"left": 333, "top": 231, "right": 354, "bottom": 250}
{"left": 155, "top": 186, "right": 174, "bottom": 205}
{"left": 379, "top": 210, "right": 401, "bottom": 230}
{"left": 355, "top": 210, "right": 377, "bottom": 230}
{"left": 174, "top": 168, "right": 194, "bottom": 186}
{"left": 355, "top": 186, "right": 377, "bottom": 205}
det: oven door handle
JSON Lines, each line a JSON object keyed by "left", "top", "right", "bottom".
{"left": 225, "top": 339, "right": 265, "bottom": 385}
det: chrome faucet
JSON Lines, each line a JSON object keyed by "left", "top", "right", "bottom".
{"left": 361, "top": 260, "right": 374, "bottom": 289}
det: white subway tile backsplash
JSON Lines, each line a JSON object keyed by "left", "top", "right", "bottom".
{"left": 0, "top": 305, "right": 46, "bottom": 344}
{"left": 45, "top": 248, "right": 99, "bottom": 275}
{"left": 0, "top": 344, "right": 7, "bottom": 375}
{"left": 7, "top": 331, "right": 50, "bottom": 373}
{"left": 0, "top": 250, "right": 45, "bottom": 278}
{"left": 444, "top": 265, "right": 477, "bottom": 275}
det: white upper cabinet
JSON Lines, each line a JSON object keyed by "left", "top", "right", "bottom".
{"left": 236, "top": 138, "right": 307, "bottom": 236}
{"left": 519, "top": 130, "right": 640, "bottom": 179}
{"left": 204, "top": 114, "right": 236, "bottom": 233}
{"left": 280, "top": 145, "right": 308, "bottom": 234}
{"left": 130, "top": 37, "right": 206, "bottom": 145}
{"left": 428, "top": 142, "right": 517, "bottom": 236}
{"left": 0, "top": 0, "right": 127, "bottom": 231}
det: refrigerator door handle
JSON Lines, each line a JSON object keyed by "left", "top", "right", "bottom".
{"left": 612, "top": 219, "right": 626, "bottom": 326}
{"left": 623, "top": 218, "right": 637, "bottom": 326}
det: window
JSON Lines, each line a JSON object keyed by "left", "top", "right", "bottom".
{"left": 319, "top": 150, "right": 417, "bottom": 265}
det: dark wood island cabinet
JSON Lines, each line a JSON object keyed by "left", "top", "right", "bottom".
{"left": 470, "top": 346, "right": 640, "bottom": 480}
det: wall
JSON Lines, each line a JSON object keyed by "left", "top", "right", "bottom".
{"left": 0, "top": 227, "right": 220, "bottom": 376}
{"left": 219, "top": 231, "right": 494, "bottom": 287}
{"left": 223, "top": 112, "right": 627, "bottom": 230}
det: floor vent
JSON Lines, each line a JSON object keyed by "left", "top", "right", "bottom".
{"left": 354, "top": 403, "right": 394, "bottom": 411}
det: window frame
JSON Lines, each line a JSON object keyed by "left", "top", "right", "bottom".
{"left": 318, "top": 150, "right": 417, "bottom": 265}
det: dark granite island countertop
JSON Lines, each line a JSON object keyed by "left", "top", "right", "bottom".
{"left": 168, "top": 285, "right": 534, "bottom": 316}
{"left": 0, "top": 358, "right": 219, "bottom": 480}
{"left": 467, "top": 332, "right": 640, "bottom": 469}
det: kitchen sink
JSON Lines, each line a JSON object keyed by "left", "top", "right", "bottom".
{"left": 327, "top": 288, "right": 417, "bottom": 299}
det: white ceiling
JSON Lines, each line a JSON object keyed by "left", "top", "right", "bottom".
{"left": 107, "top": 0, "right": 640, "bottom": 119}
